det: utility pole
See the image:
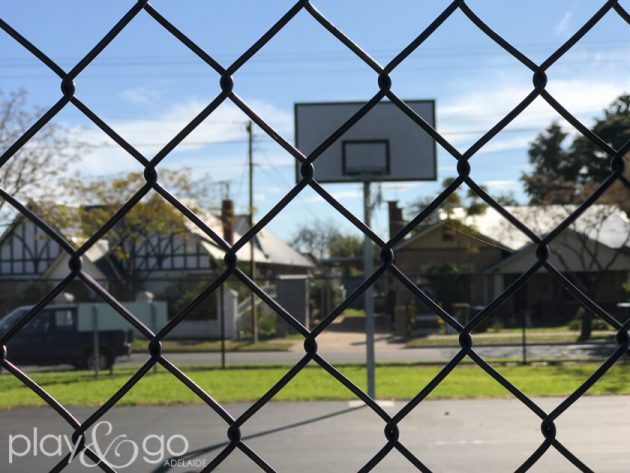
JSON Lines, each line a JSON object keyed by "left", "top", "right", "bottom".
{"left": 363, "top": 181, "right": 375, "bottom": 399}
{"left": 247, "top": 120, "right": 258, "bottom": 343}
{"left": 218, "top": 180, "right": 231, "bottom": 201}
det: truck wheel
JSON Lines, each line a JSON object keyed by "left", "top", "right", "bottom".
{"left": 84, "top": 350, "right": 112, "bottom": 370}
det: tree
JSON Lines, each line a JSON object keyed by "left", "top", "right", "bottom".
{"left": 407, "top": 177, "right": 489, "bottom": 228}
{"left": 63, "top": 169, "right": 216, "bottom": 286}
{"left": 329, "top": 232, "right": 363, "bottom": 260}
{"left": 290, "top": 218, "right": 362, "bottom": 261}
{"left": 522, "top": 94, "right": 630, "bottom": 206}
{"left": 0, "top": 89, "right": 83, "bottom": 216}
{"left": 571, "top": 94, "right": 630, "bottom": 185}
{"left": 495, "top": 192, "right": 519, "bottom": 206}
{"left": 521, "top": 122, "right": 580, "bottom": 204}
{"left": 521, "top": 94, "right": 630, "bottom": 340}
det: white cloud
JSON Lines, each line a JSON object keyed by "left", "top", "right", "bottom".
{"left": 554, "top": 11, "right": 574, "bottom": 37}
{"left": 120, "top": 87, "right": 161, "bottom": 104}
{"left": 255, "top": 154, "right": 295, "bottom": 169}
{"left": 477, "top": 136, "right": 533, "bottom": 154}
{"left": 437, "top": 164, "right": 457, "bottom": 173}
{"left": 381, "top": 182, "right": 421, "bottom": 191}
{"left": 482, "top": 179, "right": 520, "bottom": 191}
{"left": 295, "top": 188, "right": 363, "bottom": 204}
{"left": 440, "top": 79, "right": 628, "bottom": 128}
{"left": 438, "top": 77, "right": 630, "bottom": 153}
{"left": 70, "top": 98, "right": 293, "bottom": 177}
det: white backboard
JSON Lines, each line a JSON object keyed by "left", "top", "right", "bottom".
{"left": 294, "top": 100, "right": 436, "bottom": 183}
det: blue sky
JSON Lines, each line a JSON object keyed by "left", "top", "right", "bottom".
{"left": 1, "top": 1, "right": 628, "bottom": 242}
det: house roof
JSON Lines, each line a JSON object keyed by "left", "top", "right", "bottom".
{"left": 483, "top": 227, "right": 630, "bottom": 274}
{"left": 235, "top": 215, "right": 315, "bottom": 268}
{"left": 185, "top": 209, "right": 307, "bottom": 266}
{"left": 445, "top": 205, "right": 630, "bottom": 251}
{"left": 1, "top": 201, "right": 313, "bottom": 278}
{"left": 394, "top": 219, "right": 511, "bottom": 253}
{"left": 164, "top": 205, "right": 313, "bottom": 268}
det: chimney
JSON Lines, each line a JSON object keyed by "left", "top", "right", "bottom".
{"left": 388, "top": 201, "right": 405, "bottom": 239}
{"left": 221, "top": 199, "right": 235, "bottom": 245}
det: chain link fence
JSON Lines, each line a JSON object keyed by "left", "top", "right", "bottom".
{"left": 1, "top": 1, "right": 629, "bottom": 471}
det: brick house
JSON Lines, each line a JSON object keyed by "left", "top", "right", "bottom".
{"left": 391, "top": 204, "right": 630, "bottom": 326}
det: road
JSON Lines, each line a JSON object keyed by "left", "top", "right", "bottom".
{"left": 1, "top": 397, "right": 628, "bottom": 472}
{"left": 116, "top": 341, "right": 621, "bottom": 367}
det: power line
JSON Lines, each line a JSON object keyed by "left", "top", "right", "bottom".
{"left": 0, "top": 38, "right": 626, "bottom": 68}
{"left": 0, "top": 56, "right": 624, "bottom": 80}
{"left": 258, "top": 148, "right": 292, "bottom": 189}
{"left": 10, "top": 125, "right": 577, "bottom": 153}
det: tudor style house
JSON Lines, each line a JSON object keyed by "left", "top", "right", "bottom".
{"left": 391, "top": 203, "right": 630, "bottom": 327}
{"left": 0, "top": 201, "right": 313, "bottom": 317}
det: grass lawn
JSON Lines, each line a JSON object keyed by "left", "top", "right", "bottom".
{"left": 405, "top": 330, "right": 616, "bottom": 348}
{"left": 131, "top": 338, "right": 295, "bottom": 353}
{"left": 342, "top": 308, "right": 366, "bottom": 318}
{"left": 1, "top": 362, "right": 629, "bottom": 408}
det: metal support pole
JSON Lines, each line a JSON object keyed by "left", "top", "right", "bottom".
{"left": 92, "top": 304, "right": 99, "bottom": 378}
{"left": 220, "top": 287, "right": 226, "bottom": 369}
{"left": 363, "top": 181, "right": 376, "bottom": 399}
{"left": 521, "top": 310, "right": 527, "bottom": 365}
{"left": 150, "top": 301, "right": 157, "bottom": 375}
{"left": 248, "top": 120, "right": 258, "bottom": 343}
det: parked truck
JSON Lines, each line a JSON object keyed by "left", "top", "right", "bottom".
{"left": 0, "top": 301, "right": 167, "bottom": 369}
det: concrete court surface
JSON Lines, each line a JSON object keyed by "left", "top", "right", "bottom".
{"left": 1, "top": 396, "right": 628, "bottom": 472}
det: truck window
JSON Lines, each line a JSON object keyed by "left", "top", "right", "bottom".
{"left": 53, "top": 309, "right": 75, "bottom": 331}
{"left": 22, "top": 310, "right": 51, "bottom": 334}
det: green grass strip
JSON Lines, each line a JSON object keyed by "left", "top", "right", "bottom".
{"left": 131, "top": 338, "right": 294, "bottom": 353}
{"left": 1, "top": 362, "right": 629, "bottom": 408}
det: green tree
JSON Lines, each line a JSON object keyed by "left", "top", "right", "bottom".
{"left": 63, "top": 169, "right": 215, "bottom": 284}
{"left": 521, "top": 94, "right": 630, "bottom": 340}
{"left": 571, "top": 94, "right": 630, "bottom": 185}
{"left": 521, "top": 122, "right": 580, "bottom": 204}
{"left": 329, "top": 233, "right": 363, "bottom": 260}
{"left": 522, "top": 94, "right": 630, "bottom": 205}
{"left": 407, "top": 178, "right": 489, "bottom": 227}
{"left": 495, "top": 192, "right": 519, "bottom": 206}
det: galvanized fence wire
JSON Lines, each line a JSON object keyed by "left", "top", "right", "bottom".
{"left": 0, "top": 1, "right": 629, "bottom": 471}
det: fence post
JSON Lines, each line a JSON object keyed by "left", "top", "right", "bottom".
{"left": 220, "top": 287, "right": 226, "bottom": 369}
{"left": 363, "top": 181, "right": 376, "bottom": 399}
{"left": 521, "top": 309, "right": 528, "bottom": 365}
{"left": 92, "top": 304, "right": 99, "bottom": 378}
{"left": 150, "top": 300, "right": 157, "bottom": 375}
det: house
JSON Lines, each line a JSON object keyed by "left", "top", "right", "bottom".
{"left": 0, "top": 201, "right": 314, "bottom": 322}
{"left": 392, "top": 204, "right": 630, "bottom": 326}
{"left": 234, "top": 214, "right": 315, "bottom": 278}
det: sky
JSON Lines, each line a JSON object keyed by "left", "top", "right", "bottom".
{"left": 0, "top": 1, "right": 628, "bottom": 243}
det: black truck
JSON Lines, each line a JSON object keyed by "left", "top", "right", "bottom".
{"left": 0, "top": 305, "right": 132, "bottom": 369}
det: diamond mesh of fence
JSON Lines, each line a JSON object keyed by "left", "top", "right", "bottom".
{"left": 1, "top": 1, "right": 629, "bottom": 471}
